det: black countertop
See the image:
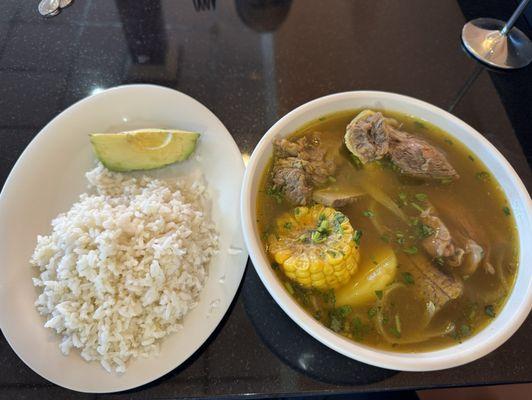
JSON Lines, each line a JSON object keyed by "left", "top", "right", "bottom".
{"left": 0, "top": 1, "right": 531, "bottom": 399}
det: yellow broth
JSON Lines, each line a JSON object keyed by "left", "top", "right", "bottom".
{"left": 257, "top": 109, "right": 518, "bottom": 352}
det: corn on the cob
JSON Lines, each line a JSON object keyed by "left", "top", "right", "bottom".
{"left": 267, "top": 204, "right": 360, "bottom": 290}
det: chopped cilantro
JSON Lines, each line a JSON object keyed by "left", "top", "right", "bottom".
{"left": 298, "top": 233, "right": 309, "bottom": 243}
{"left": 419, "top": 223, "right": 434, "bottom": 238}
{"left": 468, "top": 302, "right": 478, "bottom": 321}
{"left": 398, "top": 192, "right": 408, "bottom": 206}
{"left": 327, "top": 249, "right": 338, "bottom": 258}
{"left": 266, "top": 186, "right": 283, "bottom": 203}
{"left": 350, "top": 154, "right": 363, "bottom": 169}
{"left": 380, "top": 234, "right": 390, "bottom": 243}
{"left": 368, "top": 307, "right": 377, "bottom": 318}
{"left": 395, "top": 232, "right": 405, "bottom": 245}
{"left": 460, "top": 324, "right": 471, "bottom": 336}
{"left": 352, "top": 316, "right": 364, "bottom": 340}
{"left": 317, "top": 218, "right": 329, "bottom": 233}
{"left": 414, "top": 193, "right": 428, "bottom": 201}
{"left": 390, "top": 326, "right": 401, "bottom": 338}
{"left": 329, "top": 305, "right": 352, "bottom": 333}
{"left": 476, "top": 171, "right": 490, "bottom": 181}
{"left": 363, "top": 210, "right": 374, "bottom": 218}
{"left": 284, "top": 281, "right": 295, "bottom": 295}
{"left": 284, "top": 222, "right": 292, "bottom": 230}
{"left": 311, "top": 230, "right": 327, "bottom": 244}
{"left": 329, "top": 315, "right": 343, "bottom": 332}
{"left": 380, "top": 158, "right": 401, "bottom": 172}
{"left": 403, "top": 246, "right": 418, "bottom": 255}
{"left": 322, "top": 289, "right": 336, "bottom": 306}
{"left": 402, "top": 272, "right": 415, "bottom": 284}
{"left": 413, "top": 120, "right": 425, "bottom": 129}
{"left": 337, "top": 305, "right": 352, "bottom": 317}
{"left": 334, "top": 212, "right": 347, "bottom": 224}
{"left": 485, "top": 305, "right": 496, "bottom": 318}
{"left": 292, "top": 283, "right": 310, "bottom": 305}
{"left": 353, "top": 230, "right": 363, "bottom": 246}
{"left": 502, "top": 206, "right": 511, "bottom": 216}
{"left": 468, "top": 155, "right": 475, "bottom": 162}
{"left": 411, "top": 202, "right": 425, "bottom": 213}
{"left": 444, "top": 138, "right": 453, "bottom": 145}
{"left": 375, "top": 290, "right": 383, "bottom": 300}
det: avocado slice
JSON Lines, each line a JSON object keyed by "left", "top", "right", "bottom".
{"left": 89, "top": 129, "right": 199, "bottom": 172}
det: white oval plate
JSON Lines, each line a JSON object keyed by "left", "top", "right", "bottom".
{"left": 0, "top": 85, "right": 248, "bottom": 392}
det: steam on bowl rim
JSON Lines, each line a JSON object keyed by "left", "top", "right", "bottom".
{"left": 240, "top": 91, "right": 532, "bottom": 371}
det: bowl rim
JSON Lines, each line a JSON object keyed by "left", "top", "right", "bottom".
{"left": 240, "top": 90, "right": 532, "bottom": 371}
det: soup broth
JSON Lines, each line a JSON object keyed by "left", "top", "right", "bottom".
{"left": 257, "top": 109, "right": 518, "bottom": 352}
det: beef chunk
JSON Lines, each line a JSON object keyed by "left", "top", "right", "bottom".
{"left": 409, "top": 256, "right": 463, "bottom": 312}
{"left": 420, "top": 207, "right": 460, "bottom": 259}
{"left": 272, "top": 157, "right": 313, "bottom": 205}
{"left": 388, "top": 129, "right": 459, "bottom": 180}
{"left": 344, "top": 110, "right": 390, "bottom": 164}
{"left": 272, "top": 133, "right": 336, "bottom": 205}
{"left": 428, "top": 201, "right": 489, "bottom": 275}
{"left": 420, "top": 206, "right": 486, "bottom": 276}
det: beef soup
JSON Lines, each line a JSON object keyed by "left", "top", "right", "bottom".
{"left": 256, "top": 109, "right": 518, "bottom": 351}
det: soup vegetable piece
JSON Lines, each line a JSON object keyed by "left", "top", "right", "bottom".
{"left": 257, "top": 109, "right": 518, "bottom": 351}
{"left": 267, "top": 204, "right": 360, "bottom": 290}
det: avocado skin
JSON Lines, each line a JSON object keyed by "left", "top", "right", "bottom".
{"left": 89, "top": 130, "right": 199, "bottom": 172}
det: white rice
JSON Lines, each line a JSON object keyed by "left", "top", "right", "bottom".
{"left": 30, "top": 163, "right": 218, "bottom": 373}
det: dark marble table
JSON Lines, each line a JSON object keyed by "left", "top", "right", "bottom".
{"left": 0, "top": 0, "right": 531, "bottom": 399}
